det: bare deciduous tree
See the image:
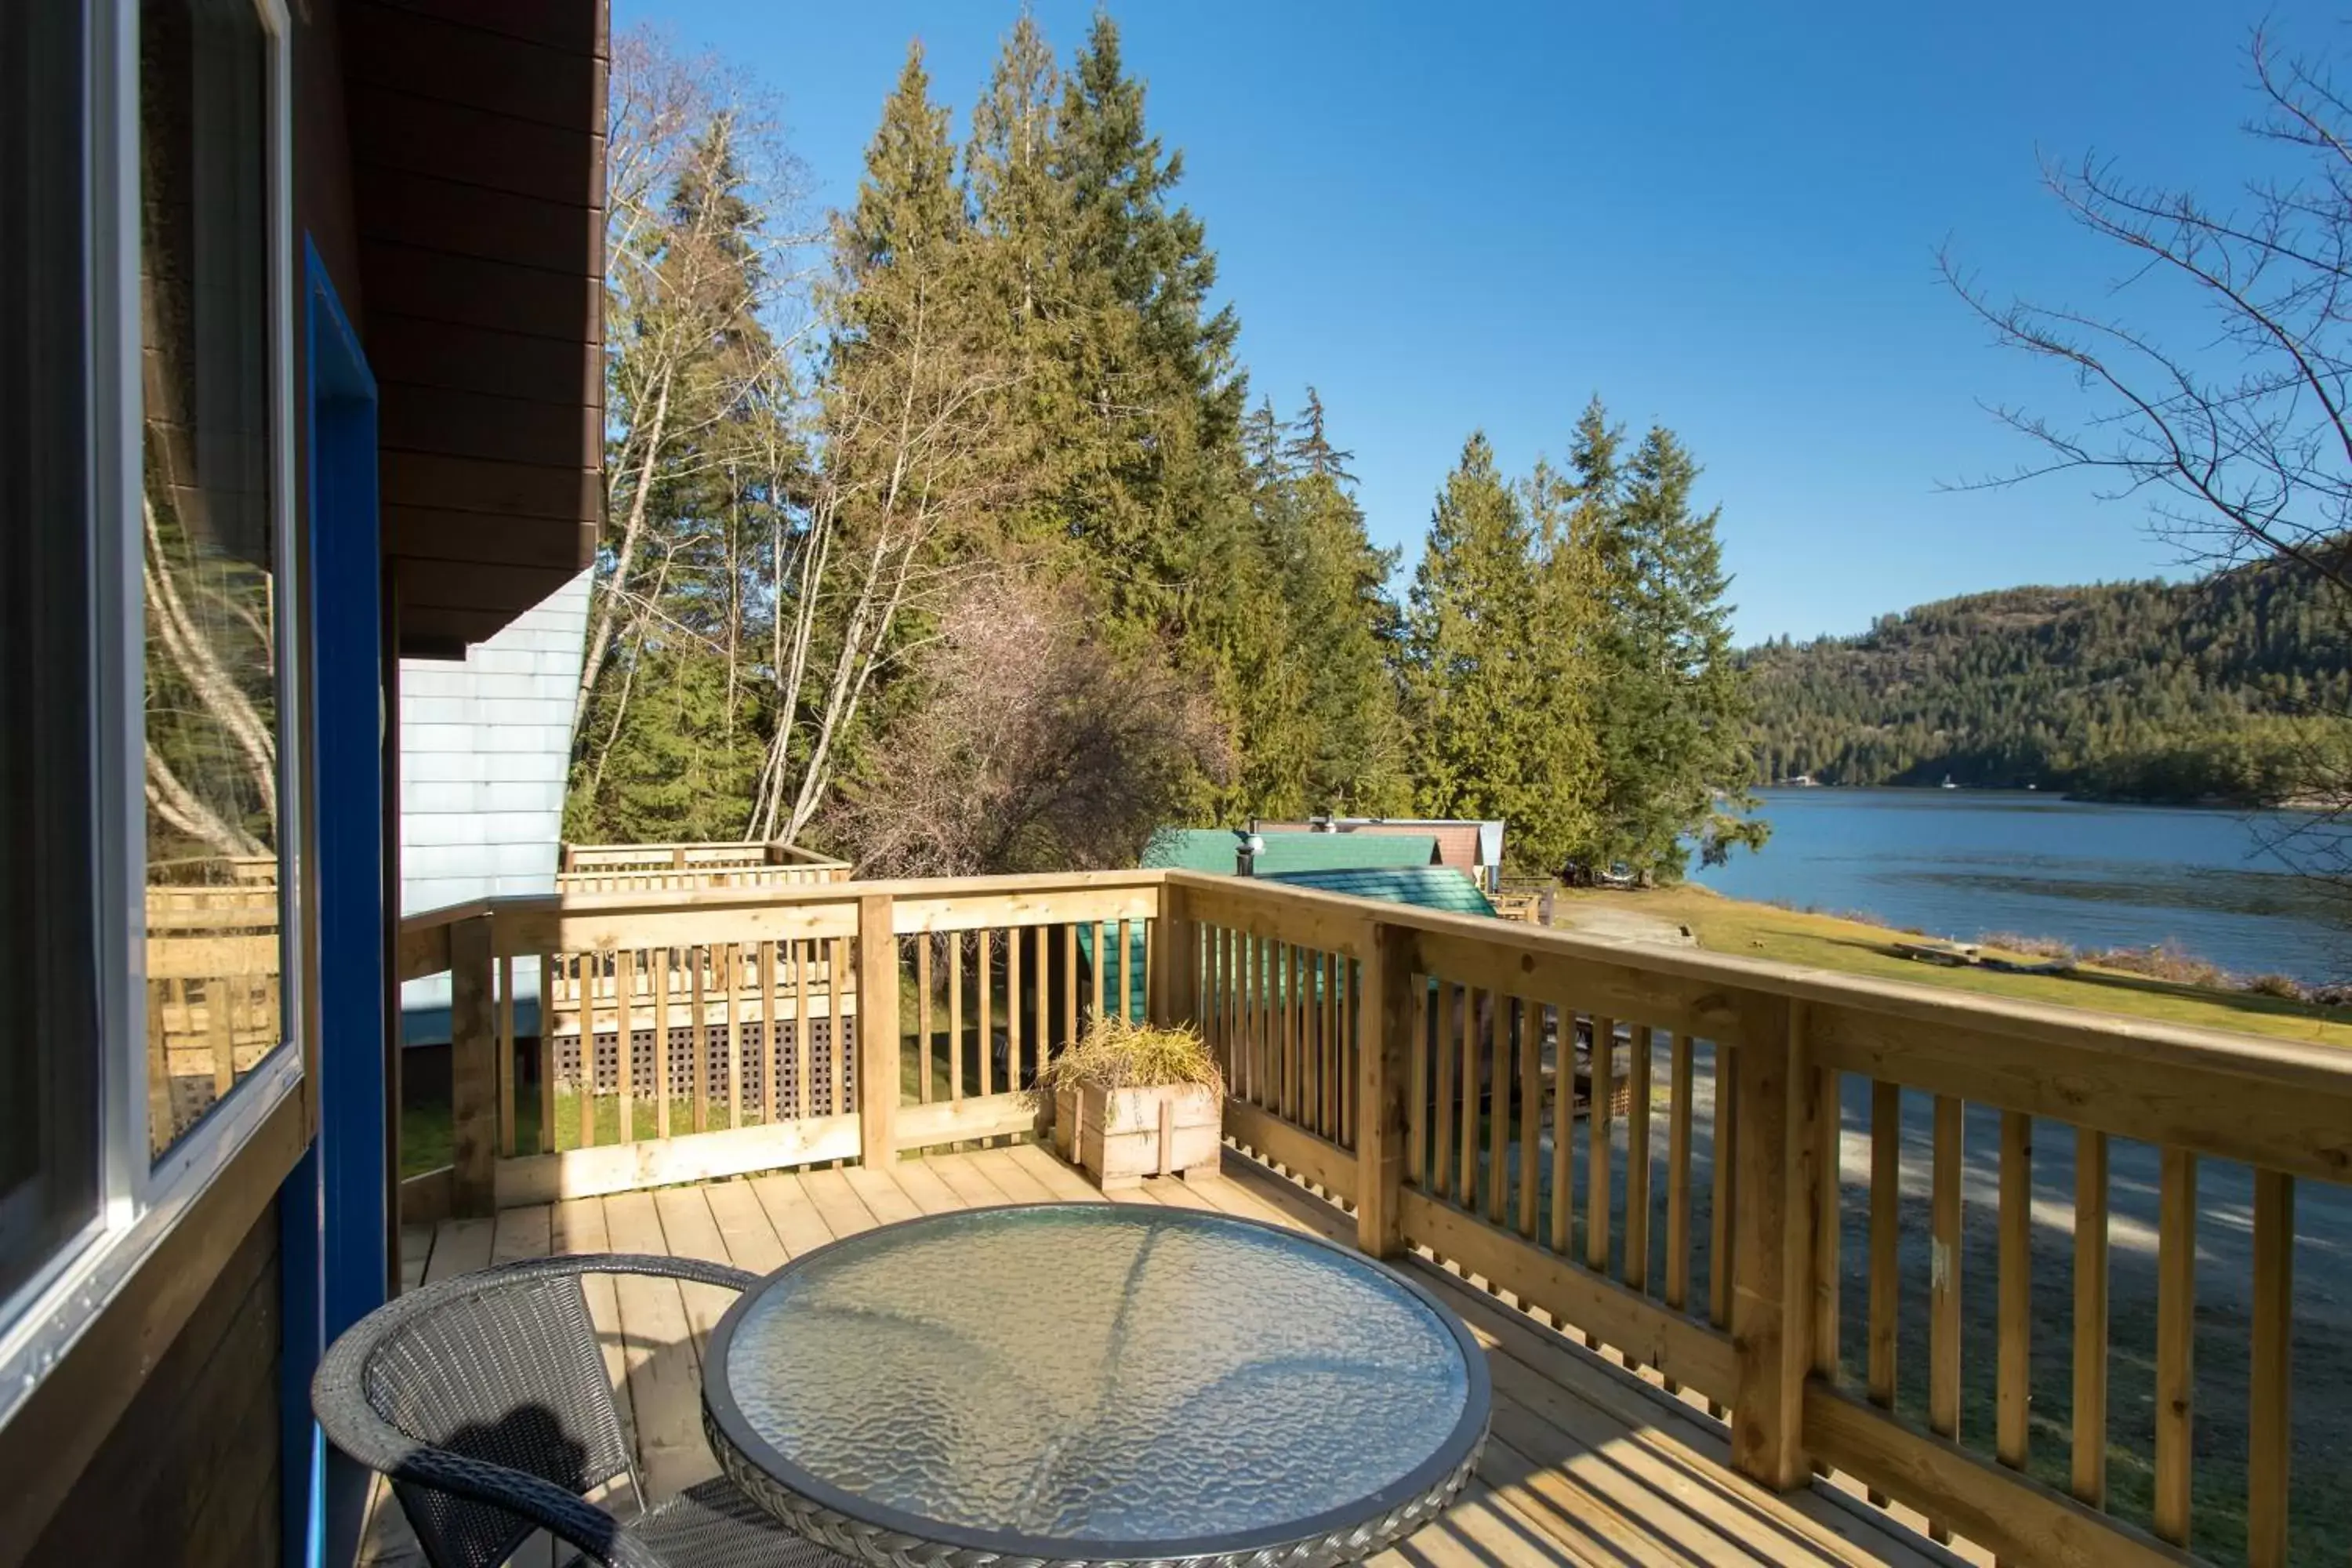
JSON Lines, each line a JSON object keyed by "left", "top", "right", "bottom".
{"left": 1944, "top": 24, "right": 2352, "bottom": 886}
{"left": 818, "top": 575, "right": 1229, "bottom": 878}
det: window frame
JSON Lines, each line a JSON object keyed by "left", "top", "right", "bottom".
{"left": 0, "top": 0, "right": 303, "bottom": 1419}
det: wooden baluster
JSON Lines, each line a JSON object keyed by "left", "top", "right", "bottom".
{"left": 1458, "top": 987, "right": 1482, "bottom": 1209}
{"left": 540, "top": 953, "right": 562, "bottom": 1156}
{"left": 690, "top": 946, "right": 710, "bottom": 1134}
{"left": 1926, "top": 1094, "right": 1963, "bottom": 1541}
{"left": 949, "top": 932, "right": 964, "bottom": 1104}
{"left": 1550, "top": 1004, "right": 1575, "bottom": 1256}
{"left": 917, "top": 937, "right": 934, "bottom": 1105}
{"left": 1626, "top": 1024, "right": 1654, "bottom": 1293}
{"left": 1118, "top": 916, "right": 1134, "bottom": 1025}
{"left": 1237, "top": 934, "right": 1254, "bottom": 1105}
{"left": 1343, "top": 956, "right": 1359, "bottom": 1146}
{"left": 209, "top": 973, "right": 236, "bottom": 1098}
{"left": 496, "top": 953, "right": 516, "bottom": 1157}
{"left": 793, "top": 937, "right": 813, "bottom": 1120}
{"left": 1307, "top": 948, "right": 1323, "bottom": 1132}
{"left": 1300, "top": 946, "right": 1317, "bottom": 1134}
{"left": 1485, "top": 994, "right": 1508, "bottom": 1226}
{"left": 579, "top": 953, "right": 600, "bottom": 1151}
{"left": 1666, "top": 1033, "right": 1693, "bottom": 1308}
{"left": 1324, "top": 951, "right": 1341, "bottom": 1138}
{"left": 1261, "top": 933, "right": 1276, "bottom": 1112}
{"left": 1587, "top": 1015, "right": 1616, "bottom": 1276}
{"left": 762, "top": 939, "right": 782, "bottom": 1123}
{"left": 654, "top": 949, "right": 673, "bottom": 1140}
{"left": 1812, "top": 1064, "right": 1842, "bottom": 1391}
{"left": 2249, "top": 1168, "right": 2294, "bottom": 1568}
{"left": 2154, "top": 1148, "right": 2197, "bottom": 1547}
{"left": 1276, "top": 943, "right": 1295, "bottom": 1122}
{"left": 1996, "top": 1110, "right": 2032, "bottom": 1477}
{"left": 1033, "top": 925, "right": 1049, "bottom": 1083}
{"left": 1434, "top": 983, "right": 1457, "bottom": 1198}
{"left": 726, "top": 942, "right": 744, "bottom": 1129}
{"left": 1407, "top": 967, "right": 1429, "bottom": 1191}
{"left": 2071, "top": 1126, "right": 2108, "bottom": 1508}
{"left": 1006, "top": 924, "right": 1022, "bottom": 1090}
{"left": 1063, "top": 923, "right": 1078, "bottom": 1044}
{"left": 616, "top": 950, "right": 635, "bottom": 1144}
{"left": 978, "top": 927, "right": 996, "bottom": 1099}
{"left": 1867, "top": 1080, "right": 1900, "bottom": 1504}
{"left": 831, "top": 935, "right": 852, "bottom": 1117}
{"left": 1709, "top": 1045, "right": 1737, "bottom": 1338}
{"left": 1520, "top": 1000, "right": 1544, "bottom": 1240}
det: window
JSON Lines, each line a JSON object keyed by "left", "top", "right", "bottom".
{"left": 0, "top": 0, "right": 296, "bottom": 1388}
{"left": 138, "top": 0, "right": 290, "bottom": 1161}
{"left": 0, "top": 3, "right": 106, "bottom": 1308}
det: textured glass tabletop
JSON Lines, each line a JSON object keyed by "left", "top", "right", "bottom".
{"left": 702, "top": 1203, "right": 1490, "bottom": 1567}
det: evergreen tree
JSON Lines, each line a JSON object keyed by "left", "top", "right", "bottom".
{"left": 1242, "top": 390, "right": 1411, "bottom": 815}
{"left": 1402, "top": 434, "right": 1595, "bottom": 867}
{"left": 1582, "top": 406, "right": 1765, "bottom": 879}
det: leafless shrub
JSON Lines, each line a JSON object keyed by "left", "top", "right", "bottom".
{"left": 1977, "top": 931, "right": 2077, "bottom": 961}
{"left": 816, "top": 574, "right": 1231, "bottom": 879}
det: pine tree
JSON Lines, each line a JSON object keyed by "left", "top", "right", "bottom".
{"left": 1401, "top": 434, "right": 1594, "bottom": 866}
{"left": 1583, "top": 407, "right": 1765, "bottom": 879}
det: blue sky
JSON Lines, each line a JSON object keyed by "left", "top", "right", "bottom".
{"left": 621, "top": 0, "right": 2291, "bottom": 641}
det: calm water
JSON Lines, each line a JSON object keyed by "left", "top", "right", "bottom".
{"left": 1694, "top": 788, "right": 2352, "bottom": 982}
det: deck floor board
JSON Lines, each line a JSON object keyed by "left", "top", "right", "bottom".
{"left": 361, "top": 1146, "right": 1947, "bottom": 1568}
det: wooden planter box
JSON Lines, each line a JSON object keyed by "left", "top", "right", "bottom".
{"left": 1052, "top": 1081, "right": 1221, "bottom": 1190}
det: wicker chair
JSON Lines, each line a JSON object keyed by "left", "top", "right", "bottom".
{"left": 313, "top": 1252, "right": 849, "bottom": 1568}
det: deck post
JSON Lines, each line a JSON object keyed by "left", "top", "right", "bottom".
{"left": 857, "top": 893, "right": 900, "bottom": 1167}
{"left": 1355, "top": 921, "right": 1416, "bottom": 1258}
{"left": 1729, "top": 994, "right": 1815, "bottom": 1488}
{"left": 1150, "top": 881, "right": 1193, "bottom": 1028}
{"left": 448, "top": 913, "right": 498, "bottom": 1217}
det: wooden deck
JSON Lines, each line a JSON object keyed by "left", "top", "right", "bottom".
{"left": 361, "top": 1148, "right": 1953, "bottom": 1568}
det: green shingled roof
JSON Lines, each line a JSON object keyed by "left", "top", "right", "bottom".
{"left": 1140, "top": 827, "right": 1439, "bottom": 875}
{"left": 1265, "top": 866, "right": 1498, "bottom": 919}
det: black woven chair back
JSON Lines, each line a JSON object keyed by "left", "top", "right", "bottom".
{"left": 364, "top": 1272, "right": 636, "bottom": 1568}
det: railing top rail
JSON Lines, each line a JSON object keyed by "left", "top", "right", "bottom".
{"left": 397, "top": 870, "right": 1173, "bottom": 948}
{"left": 1160, "top": 869, "right": 2352, "bottom": 1112}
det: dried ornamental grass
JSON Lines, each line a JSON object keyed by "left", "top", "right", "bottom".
{"left": 1037, "top": 1015, "right": 1224, "bottom": 1097}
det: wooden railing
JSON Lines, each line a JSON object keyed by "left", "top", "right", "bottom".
{"left": 399, "top": 866, "right": 2352, "bottom": 1566}
{"left": 554, "top": 839, "right": 852, "bottom": 895}
{"left": 401, "top": 872, "right": 1163, "bottom": 1212}
{"left": 1158, "top": 869, "right": 2351, "bottom": 1568}
{"left": 146, "top": 880, "right": 283, "bottom": 1152}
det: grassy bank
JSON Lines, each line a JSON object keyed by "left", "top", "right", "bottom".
{"left": 1554, "top": 883, "right": 2352, "bottom": 1047}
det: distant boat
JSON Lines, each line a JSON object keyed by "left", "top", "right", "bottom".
{"left": 1940, "top": 775, "right": 1958, "bottom": 790}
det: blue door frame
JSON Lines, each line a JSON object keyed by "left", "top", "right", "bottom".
{"left": 281, "top": 241, "right": 387, "bottom": 1568}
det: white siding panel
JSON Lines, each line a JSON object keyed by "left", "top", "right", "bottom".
{"left": 399, "top": 569, "right": 590, "bottom": 1044}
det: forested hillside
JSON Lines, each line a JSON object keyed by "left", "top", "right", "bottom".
{"left": 1743, "top": 563, "right": 2352, "bottom": 802}
{"left": 567, "top": 18, "right": 1763, "bottom": 881}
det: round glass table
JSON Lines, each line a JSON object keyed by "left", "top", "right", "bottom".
{"left": 702, "top": 1203, "right": 1490, "bottom": 1568}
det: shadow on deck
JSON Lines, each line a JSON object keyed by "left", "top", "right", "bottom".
{"left": 365, "top": 1147, "right": 1958, "bottom": 1568}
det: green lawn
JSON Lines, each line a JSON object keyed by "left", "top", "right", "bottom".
{"left": 1557, "top": 884, "right": 2352, "bottom": 1047}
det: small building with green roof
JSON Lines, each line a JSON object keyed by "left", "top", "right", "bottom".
{"left": 1141, "top": 827, "right": 1439, "bottom": 877}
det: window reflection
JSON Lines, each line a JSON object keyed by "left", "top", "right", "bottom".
{"left": 140, "top": 0, "right": 284, "bottom": 1156}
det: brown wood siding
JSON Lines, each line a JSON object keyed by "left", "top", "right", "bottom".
{"left": 346, "top": 0, "right": 608, "bottom": 655}
{"left": 24, "top": 1200, "right": 283, "bottom": 1567}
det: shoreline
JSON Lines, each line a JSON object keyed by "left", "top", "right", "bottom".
{"left": 1759, "top": 781, "right": 2332, "bottom": 811}
{"left": 1551, "top": 881, "right": 2352, "bottom": 1047}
